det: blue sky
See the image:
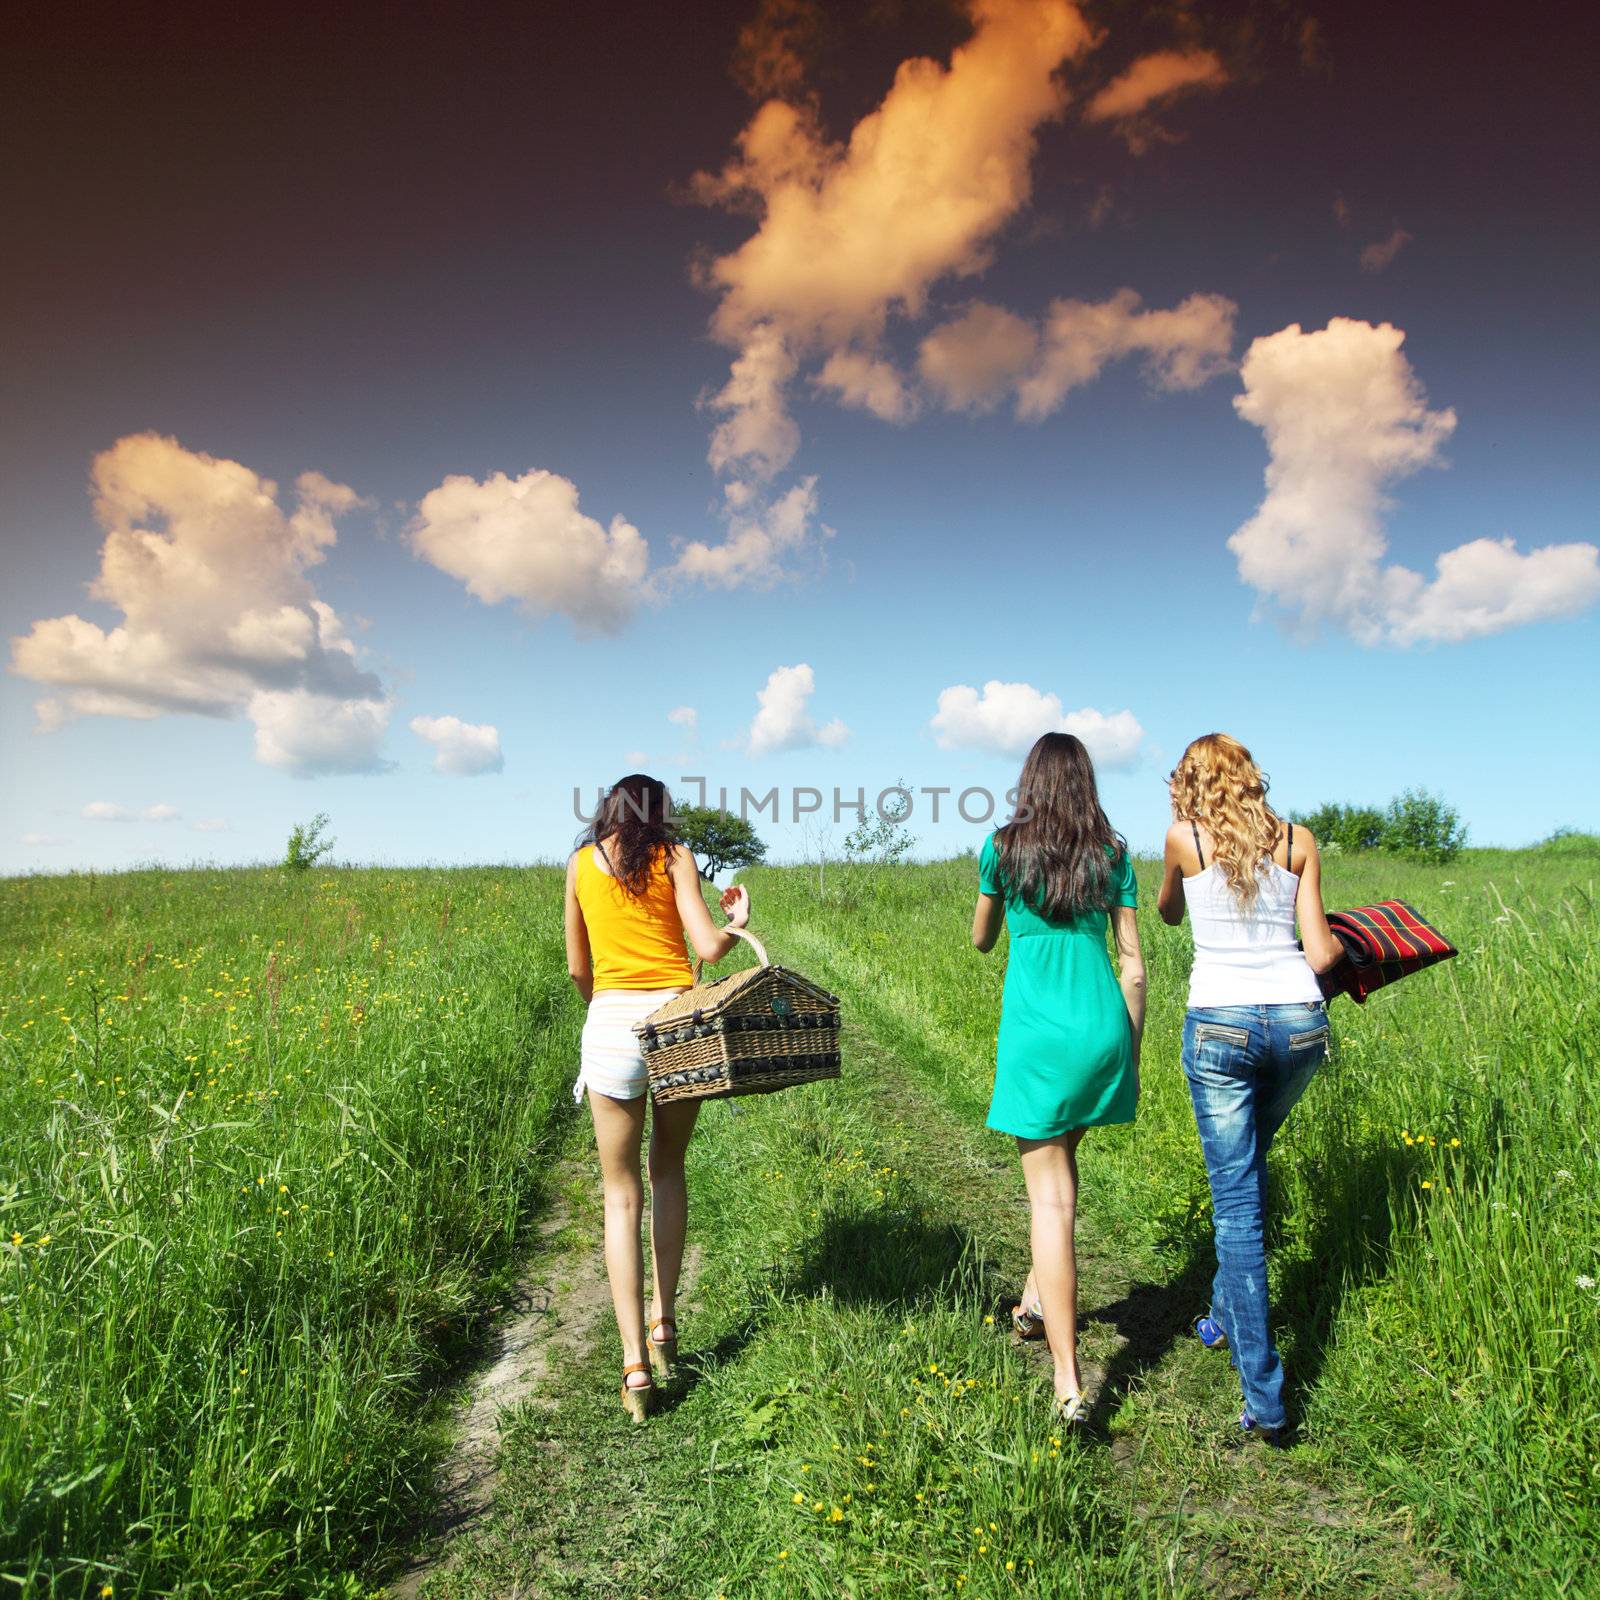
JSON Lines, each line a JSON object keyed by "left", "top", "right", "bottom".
{"left": 3, "top": 0, "right": 1595, "bottom": 875}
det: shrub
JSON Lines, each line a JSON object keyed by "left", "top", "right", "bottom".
{"left": 284, "top": 812, "right": 336, "bottom": 871}
{"left": 843, "top": 783, "right": 915, "bottom": 866}
{"left": 1381, "top": 788, "right": 1467, "bottom": 862}
{"left": 1537, "top": 827, "right": 1600, "bottom": 856}
{"left": 1294, "top": 792, "right": 1466, "bottom": 863}
{"left": 1292, "top": 802, "right": 1386, "bottom": 854}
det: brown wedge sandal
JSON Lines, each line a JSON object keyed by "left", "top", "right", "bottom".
{"left": 620, "top": 1362, "right": 655, "bottom": 1423}
{"left": 649, "top": 1318, "right": 678, "bottom": 1380}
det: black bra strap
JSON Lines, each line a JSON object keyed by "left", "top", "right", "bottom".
{"left": 1191, "top": 820, "right": 1204, "bottom": 869}
{"left": 1285, "top": 820, "right": 1294, "bottom": 868}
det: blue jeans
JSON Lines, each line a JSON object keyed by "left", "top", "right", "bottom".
{"left": 1182, "top": 1002, "right": 1330, "bottom": 1430}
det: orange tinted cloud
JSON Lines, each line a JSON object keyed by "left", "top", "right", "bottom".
{"left": 1082, "top": 47, "right": 1227, "bottom": 152}
{"left": 695, "top": 0, "right": 1095, "bottom": 477}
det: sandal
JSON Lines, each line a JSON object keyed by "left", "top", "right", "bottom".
{"left": 1053, "top": 1389, "right": 1088, "bottom": 1427}
{"left": 620, "top": 1362, "right": 655, "bottom": 1423}
{"left": 1012, "top": 1298, "right": 1046, "bottom": 1341}
{"left": 649, "top": 1317, "right": 678, "bottom": 1380}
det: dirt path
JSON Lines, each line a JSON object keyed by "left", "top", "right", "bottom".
{"left": 387, "top": 1153, "right": 704, "bottom": 1598}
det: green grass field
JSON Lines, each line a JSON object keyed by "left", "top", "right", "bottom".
{"left": 3, "top": 844, "right": 1597, "bottom": 1597}
{"left": 0, "top": 867, "right": 580, "bottom": 1597}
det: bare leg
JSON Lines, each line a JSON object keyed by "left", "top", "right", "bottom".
{"left": 588, "top": 1089, "right": 649, "bottom": 1384}
{"left": 646, "top": 1097, "right": 702, "bottom": 1329}
{"left": 1021, "top": 1268, "right": 1041, "bottom": 1316}
{"left": 1019, "top": 1129, "right": 1087, "bottom": 1401}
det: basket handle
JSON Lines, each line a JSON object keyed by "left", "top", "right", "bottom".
{"left": 692, "top": 925, "right": 769, "bottom": 982}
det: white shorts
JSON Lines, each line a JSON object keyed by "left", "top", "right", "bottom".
{"left": 575, "top": 987, "right": 686, "bottom": 1102}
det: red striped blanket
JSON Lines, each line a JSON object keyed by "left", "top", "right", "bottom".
{"left": 1318, "top": 901, "right": 1458, "bottom": 1005}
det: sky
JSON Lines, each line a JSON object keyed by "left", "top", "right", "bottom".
{"left": 3, "top": 0, "right": 1596, "bottom": 875}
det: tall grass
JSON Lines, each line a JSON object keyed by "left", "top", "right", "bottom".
{"left": 0, "top": 866, "right": 579, "bottom": 1597}
{"left": 746, "top": 847, "right": 1600, "bottom": 1593}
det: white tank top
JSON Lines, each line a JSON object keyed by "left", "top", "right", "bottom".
{"left": 1183, "top": 843, "right": 1322, "bottom": 1008}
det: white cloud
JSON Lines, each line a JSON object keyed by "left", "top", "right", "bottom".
{"left": 707, "top": 323, "right": 803, "bottom": 481}
{"left": 190, "top": 818, "right": 229, "bottom": 833}
{"left": 410, "top": 714, "right": 505, "bottom": 777}
{"left": 1082, "top": 48, "right": 1227, "bottom": 151}
{"left": 9, "top": 434, "right": 390, "bottom": 772}
{"left": 931, "top": 681, "right": 1144, "bottom": 767}
{"left": 672, "top": 476, "right": 824, "bottom": 589}
{"left": 747, "top": 663, "right": 849, "bottom": 756}
{"left": 1386, "top": 539, "right": 1600, "bottom": 645}
{"left": 1016, "top": 288, "right": 1236, "bottom": 420}
{"left": 1359, "top": 227, "right": 1412, "bottom": 273}
{"left": 667, "top": 705, "right": 699, "bottom": 731}
{"left": 1230, "top": 318, "right": 1600, "bottom": 645}
{"left": 251, "top": 689, "right": 394, "bottom": 776}
{"left": 918, "top": 303, "right": 1039, "bottom": 413}
{"left": 82, "top": 801, "right": 132, "bottom": 821}
{"left": 21, "top": 833, "right": 69, "bottom": 847}
{"left": 142, "top": 803, "right": 180, "bottom": 822}
{"left": 410, "top": 468, "right": 650, "bottom": 635}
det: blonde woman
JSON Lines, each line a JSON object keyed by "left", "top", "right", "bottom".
{"left": 565, "top": 774, "right": 748, "bottom": 1421}
{"left": 1156, "top": 734, "right": 1345, "bottom": 1443}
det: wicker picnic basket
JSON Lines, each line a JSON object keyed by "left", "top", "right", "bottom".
{"left": 633, "top": 929, "right": 840, "bottom": 1104}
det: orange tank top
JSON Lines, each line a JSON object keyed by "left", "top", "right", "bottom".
{"left": 574, "top": 844, "right": 694, "bottom": 992}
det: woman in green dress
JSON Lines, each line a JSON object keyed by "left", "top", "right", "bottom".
{"left": 971, "top": 732, "right": 1146, "bottom": 1422}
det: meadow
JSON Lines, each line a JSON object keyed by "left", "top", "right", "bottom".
{"left": 3, "top": 842, "right": 1598, "bottom": 1598}
{"left": 0, "top": 866, "right": 580, "bottom": 1597}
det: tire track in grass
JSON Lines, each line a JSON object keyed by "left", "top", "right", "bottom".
{"left": 387, "top": 1152, "right": 699, "bottom": 1597}
{"left": 401, "top": 1008, "right": 1454, "bottom": 1598}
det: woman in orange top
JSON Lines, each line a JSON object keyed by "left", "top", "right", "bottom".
{"left": 565, "top": 773, "right": 749, "bottom": 1420}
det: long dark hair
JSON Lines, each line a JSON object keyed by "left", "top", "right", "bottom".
{"left": 578, "top": 773, "right": 679, "bottom": 898}
{"left": 993, "top": 733, "right": 1125, "bottom": 921}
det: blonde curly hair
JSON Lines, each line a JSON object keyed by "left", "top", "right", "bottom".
{"left": 1169, "top": 733, "right": 1284, "bottom": 908}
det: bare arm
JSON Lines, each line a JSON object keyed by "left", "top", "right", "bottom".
{"left": 1294, "top": 830, "right": 1346, "bottom": 974}
{"left": 972, "top": 890, "right": 1004, "bottom": 953}
{"left": 1156, "top": 822, "right": 1193, "bottom": 926}
{"left": 563, "top": 854, "right": 593, "bottom": 1003}
{"left": 670, "top": 845, "right": 750, "bottom": 965}
{"left": 1111, "top": 904, "right": 1146, "bottom": 1067}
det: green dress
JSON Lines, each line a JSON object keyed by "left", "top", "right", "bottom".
{"left": 980, "top": 833, "right": 1139, "bottom": 1138}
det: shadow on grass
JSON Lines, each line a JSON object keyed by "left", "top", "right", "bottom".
{"left": 1274, "top": 1133, "right": 1416, "bottom": 1415}
{"left": 1071, "top": 1130, "right": 1420, "bottom": 1437}
{"left": 669, "top": 1207, "right": 997, "bottom": 1410}
{"left": 1078, "top": 1248, "right": 1215, "bottom": 1435}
